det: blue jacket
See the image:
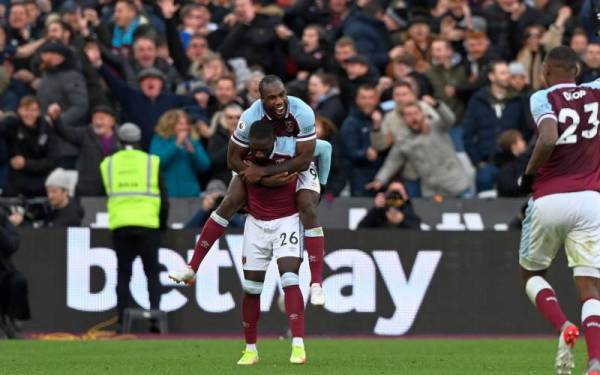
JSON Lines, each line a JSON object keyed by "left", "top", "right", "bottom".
{"left": 340, "top": 107, "right": 382, "bottom": 169}
{"left": 342, "top": 10, "right": 391, "bottom": 72}
{"left": 99, "top": 65, "right": 194, "bottom": 150}
{"left": 150, "top": 136, "right": 211, "bottom": 197}
{"left": 461, "top": 88, "right": 532, "bottom": 165}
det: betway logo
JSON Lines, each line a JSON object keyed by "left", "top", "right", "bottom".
{"left": 563, "top": 90, "right": 586, "bottom": 101}
{"left": 66, "top": 228, "right": 441, "bottom": 336}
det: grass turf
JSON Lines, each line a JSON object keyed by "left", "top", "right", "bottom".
{"left": 0, "top": 338, "right": 589, "bottom": 374}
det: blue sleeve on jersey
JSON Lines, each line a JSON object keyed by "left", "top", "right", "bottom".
{"left": 232, "top": 103, "right": 261, "bottom": 147}
{"left": 313, "top": 139, "right": 332, "bottom": 185}
{"left": 529, "top": 90, "right": 556, "bottom": 126}
{"left": 291, "top": 97, "right": 316, "bottom": 141}
{"left": 581, "top": 78, "right": 600, "bottom": 90}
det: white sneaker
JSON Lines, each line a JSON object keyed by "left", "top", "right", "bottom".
{"left": 310, "top": 283, "right": 325, "bottom": 306}
{"left": 585, "top": 358, "right": 600, "bottom": 375}
{"left": 168, "top": 265, "right": 196, "bottom": 285}
{"left": 555, "top": 322, "right": 579, "bottom": 375}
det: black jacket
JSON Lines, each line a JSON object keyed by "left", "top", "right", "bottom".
{"left": 207, "top": 124, "right": 232, "bottom": 185}
{"left": 357, "top": 200, "right": 421, "bottom": 229}
{"left": 43, "top": 199, "right": 84, "bottom": 227}
{"left": 0, "top": 212, "right": 19, "bottom": 273}
{"left": 316, "top": 91, "right": 347, "bottom": 128}
{"left": 2, "top": 116, "right": 58, "bottom": 197}
{"left": 53, "top": 119, "right": 120, "bottom": 196}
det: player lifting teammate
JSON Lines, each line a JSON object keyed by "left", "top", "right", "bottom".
{"left": 519, "top": 46, "right": 600, "bottom": 375}
{"left": 169, "top": 75, "right": 329, "bottom": 305}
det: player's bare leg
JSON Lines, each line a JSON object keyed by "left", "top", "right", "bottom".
{"left": 278, "top": 256, "right": 306, "bottom": 364}
{"left": 521, "top": 267, "right": 578, "bottom": 374}
{"left": 574, "top": 273, "right": 600, "bottom": 375}
{"left": 237, "top": 270, "right": 265, "bottom": 365}
{"left": 297, "top": 189, "right": 325, "bottom": 306}
{"left": 169, "top": 176, "right": 247, "bottom": 284}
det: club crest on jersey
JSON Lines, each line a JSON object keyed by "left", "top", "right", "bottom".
{"left": 238, "top": 121, "right": 246, "bottom": 130}
{"left": 563, "top": 90, "right": 586, "bottom": 101}
{"left": 285, "top": 120, "right": 295, "bottom": 133}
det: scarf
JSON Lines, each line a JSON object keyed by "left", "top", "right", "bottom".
{"left": 112, "top": 17, "right": 140, "bottom": 48}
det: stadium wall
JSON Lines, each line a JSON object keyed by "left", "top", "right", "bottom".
{"left": 15, "top": 228, "right": 576, "bottom": 335}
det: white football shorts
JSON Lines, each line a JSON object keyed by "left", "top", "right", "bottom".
{"left": 242, "top": 213, "right": 304, "bottom": 271}
{"left": 519, "top": 190, "right": 600, "bottom": 271}
{"left": 297, "top": 162, "right": 320, "bottom": 194}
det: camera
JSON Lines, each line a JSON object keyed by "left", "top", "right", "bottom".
{"left": 384, "top": 191, "right": 405, "bottom": 209}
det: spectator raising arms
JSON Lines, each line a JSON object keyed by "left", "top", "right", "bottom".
{"left": 150, "top": 109, "right": 210, "bottom": 197}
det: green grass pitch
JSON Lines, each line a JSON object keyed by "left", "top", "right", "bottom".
{"left": 0, "top": 338, "right": 589, "bottom": 374}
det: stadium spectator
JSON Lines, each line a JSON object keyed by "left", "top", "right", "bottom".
{"left": 49, "top": 105, "right": 119, "bottom": 196}
{"left": 457, "top": 31, "right": 501, "bottom": 102}
{"left": 366, "top": 101, "right": 470, "bottom": 198}
{"left": 371, "top": 81, "right": 456, "bottom": 197}
{"left": 103, "top": 35, "right": 181, "bottom": 91}
{"left": 533, "top": 0, "right": 567, "bottom": 28}
{"left": 358, "top": 181, "right": 421, "bottom": 229}
{"left": 150, "top": 109, "right": 211, "bottom": 197}
{"left": 216, "top": 0, "right": 283, "bottom": 76}
{"left": 494, "top": 129, "right": 529, "bottom": 197}
{"left": 36, "top": 41, "right": 89, "bottom": 168}
{"left": 340, "top": 55, "right": 379, "bottom": 108}
{"left": 388, "top": 53, "right": 434, "bottom": 99}
{"left": 86, "top": 42, "right": 195, "bottom": 150}
{"left": 95, "top": 0, "right": 151, "bottom": 56}
{"left": 578, "top": 42, "right": 600, "bottom": 83}
{"left": 331, "top": 36, "right": 357, "bottom": 92}
{"left": 207, "top": 103, "right": 242, "bottom": 185}
{"left": 2, "top": 96, "right": 57, "bottom": 197}
{"left": 177, "top": 52, "right": 229, "bottom": 96}
{"left": 570, "top": 28, "right": 589, "bottom": 58}
{"left": 340, "top": 84, "right": 383, "bottom": 197}
{"left": 275, "top": 23, "right": 332, "bottom": 77}
{"left": 0, "top": 208, "right": 29, "bottom": 339}
{"left": 307, "top": 72, "right": 346, "bottom": 127}
{"left": 515, "top": 18, "right": 567, "bottom": 90}
{"left": 481, "top": 0, "right": 542, "bottom": 60}
{"left": 206, "top": 75, "right": 243, "bottom": 117}
{"left": 426, "top": 39, "right": 467, "bottom": 121}
{"left": 178, "top": 4, "right": 216, "bottom": 49}
{"left": 508, "top": 62, "right": 530, "bottom": 94}
{"left": 341, "top": 0, "right": 391, "bottom": 72}
{"left": 316, "top": 115, "right": 346, "bottom": 197}
{"left": 403, "top": 15, "right": 433, "bottom": 73}
{"left": 240, "top": 70, "right": 264, "bottom": 105}
{"left": 461, "top": 61, "right": 531, "bottom": 191}
{"left": 184, "top": 179, "right": 245, "bottom": 228}
{"left": 6, "top": 2, "right": 40, "bottom": 70}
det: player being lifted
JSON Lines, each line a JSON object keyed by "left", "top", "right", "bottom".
{"left": 519, "top": 46, "right": 600, "bottom": 375}
{"left": 236, "top": 119, "right": 308, "bottom": 365}
{"left": 169, "top": 75, "right": 329, "bottom": 305}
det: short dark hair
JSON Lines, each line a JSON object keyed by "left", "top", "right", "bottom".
{"left": 258, "top": 75, "right": 284, "bottom": 96}
{"left": 487, "top": 60, "right": 507, "bottom": 76}
{"left": 357, "top": 83, "right": 378, "bottom": 94}
{"left": 249, "top": 119, "right": 274, "bottom": 142}
{"left": 392, "top": 80, "right": 414, "bottom": 92}
{"left": 545, "top": 46, "right": 579, "bottom": 75}
{"left": 312, "top": 72, "right": 338, "bottom": 89}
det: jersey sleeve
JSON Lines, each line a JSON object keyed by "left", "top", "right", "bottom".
{"left": 313, "top": 139, "right": 332, "bottom": 185}
{"left": 231, "top": 110, "right": 253, "bottom": 147}
{"left": 530, "top": 90, "right": 557, "bottom": 127}
{"left": 295, "top": 100, "right": 316, "bottom": 142}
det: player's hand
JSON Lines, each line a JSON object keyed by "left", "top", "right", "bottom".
{"left": 240, "top": 163, "right": 267, "bottom": 184}
{"left": 260, "top": 172, "right": 296, "bottom": 187}
{"left": 518, "top": 174, "right": 535, "bottom": 195}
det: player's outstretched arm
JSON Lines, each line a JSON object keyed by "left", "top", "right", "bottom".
{"left": 524, "top": 118, "right": 559, "bottom": 176}
{"left": 227, "top": 139, "right": 249, "bottom": 173}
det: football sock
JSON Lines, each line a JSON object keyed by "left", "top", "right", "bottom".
{"left": 583, "top": 299, "right": 600, "bottom": 361}
{"left": 245, "top": 343, "right": 257, "bottom": 352}
{"left": 292, "top": 337, "right": 304, "bottom": 347}
{"left": 283, "top": 285, "right": 305, "bottom": 339}
{"left": 304, "top": 227, "right": 324, "bottom": 285}
{"left": 188, "top": 212, "right": 228, "bottom": 272}
{"left": 242, "top": 293, "right": 260, "bottom": 344}
{"left": 525, "top": 276, "right": 567, "bottom": 332}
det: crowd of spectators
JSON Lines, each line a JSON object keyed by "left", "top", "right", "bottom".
{"left": 0, "top": 0, "right": 593, "bottom": 205}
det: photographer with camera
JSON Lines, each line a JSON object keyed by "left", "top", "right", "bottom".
{"left": 7, "top": 168, "right": 83, "bottom": 228}
{"left": 358, "top": 181, "right": 421, "bottom": 229}
{"left": 0, "top": 207, "right": 30, "bottom": 338}
{"left": 184, "top": 180, "right": 245, "bottom": 229}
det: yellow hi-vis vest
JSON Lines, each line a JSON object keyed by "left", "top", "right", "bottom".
{"left": 100, "top": 148, "right": 161, "bottom": 230}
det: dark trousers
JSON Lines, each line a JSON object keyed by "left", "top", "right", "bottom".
{"left": 112, "top": 227, "right": 161, "bottom": 321}
{"left": 0, "top": 269, "right": 31, "bottom": 321}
